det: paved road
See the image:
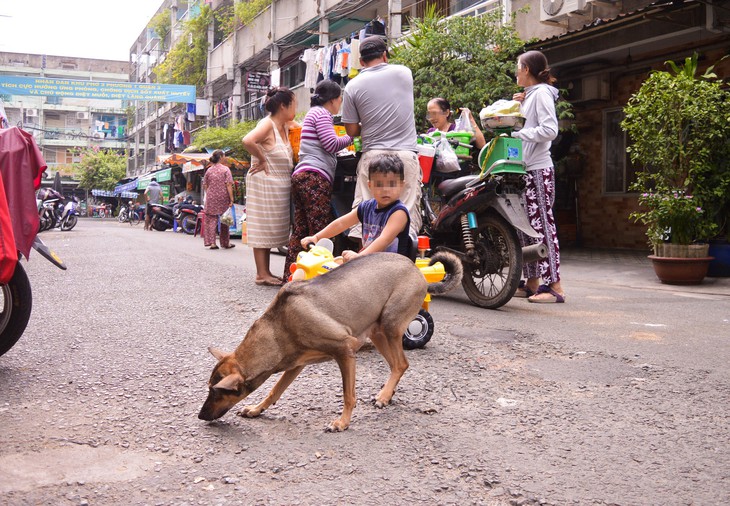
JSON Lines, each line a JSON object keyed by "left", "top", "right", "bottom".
{"left": 0, "top": 219, "right": 728, "bottom": 505}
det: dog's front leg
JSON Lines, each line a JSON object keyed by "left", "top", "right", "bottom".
{"left": 239, "top": 366, "right": 304, "bottom": 418}
{"left": 327, "top": 354, "right": 357, "bottom": 432}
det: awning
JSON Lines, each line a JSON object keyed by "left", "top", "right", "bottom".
{"left": 158, "top": 153, "right": 249, "bottom": 172}
{"left": 137, "top": 168, "right": 172, "bottom": 189}
{"left": 114, "top": 179, "right": 138, "bottom": 194}
{"left": 93, "top": 189, "right": 137, "bottom": 198}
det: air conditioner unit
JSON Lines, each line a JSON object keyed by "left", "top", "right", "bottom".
{"left": 25, "top": 108, "right": 38, "bottom": 118}
{"left": 572, "top": 75, "right": 610, "bottom": 102}
{"left": 541, "top": 0, "right": 588, "bottom": 22}
{"left": 76, "top": 112, "right": 89, "bottom": 120}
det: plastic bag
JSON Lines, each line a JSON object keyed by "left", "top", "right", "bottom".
{"left": 480, "top": 99, "right": 522, "bottom": 119}
{"left": 435, "top": 139, "right": 461, "bottom": 173}
{"left": 454, "top": 109, "right": 475, "bottom": 134}
{"left": 220, "top": 207, "right": 234, "bottom": 227}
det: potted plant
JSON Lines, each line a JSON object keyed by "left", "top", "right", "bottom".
{"left": 622, "top": 53, "right": 730, "bottom": 284}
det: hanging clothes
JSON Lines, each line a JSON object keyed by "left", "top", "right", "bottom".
{"left": 302, "top": 48, "right": 318, "bottom": 91}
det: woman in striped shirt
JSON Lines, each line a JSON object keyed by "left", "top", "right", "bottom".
{"left": 284, "top": 80, "right": 353, "bottom": 278}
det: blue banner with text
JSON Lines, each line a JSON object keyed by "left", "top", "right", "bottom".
{"left": 0, "top": 76, "right": 196, "bottom": 103}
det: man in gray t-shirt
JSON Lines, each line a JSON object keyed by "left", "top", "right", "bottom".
{"left": 342, "top": 36, "right": 422, "bottom": 240}
{"left": 144, "top": 178, "right": 163, "bottom": 230}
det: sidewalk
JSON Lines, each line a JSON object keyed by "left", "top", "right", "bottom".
{"left": 561, "top": 247, "right": 730, "bottom": 297}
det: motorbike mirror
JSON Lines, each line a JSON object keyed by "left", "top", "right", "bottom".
{"left": 315, "top": 237, "right": 334, "bottom": 253}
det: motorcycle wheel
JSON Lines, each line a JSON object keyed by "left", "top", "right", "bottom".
{"left": 61, "top": 215, "right": 78, "bottom": 231}
{"left": 461, "top": 213, "right": 522, "bottom": 309}
{"left": 130, "top": 212, "right": 141, "bottom": 226}
{"left": 402, "top": 309, "right": 434, "bottom": 350}
{"left": 181, "top": 215, "right": 196, "bottom": 235}
{"left": 151, "top": 218, "right": 169, "bottom": 231}
{"left": 0, "top": 262, "right": 32, "bottom": 357}
{"left": 39, "top": 210, "right": 52, "bottom": 232}
{"left": 118, "top": 210, "right": 127, "bottom": 223}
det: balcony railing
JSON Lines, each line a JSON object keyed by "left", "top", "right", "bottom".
{"left": 239, "top": 99, "right": 265, "bottom": 122}
{"left": 42, "top": 127, "right": 92, "bottom": 141}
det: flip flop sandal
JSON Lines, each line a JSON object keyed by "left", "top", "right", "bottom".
{"left": 209, "top": 245, "right": 219, "bottom": 250}
{"left": 514, "top": 280, "right": 536, "bottom": 298}
{"left": 528, "top": 285, "right": 566, "bottom": 303}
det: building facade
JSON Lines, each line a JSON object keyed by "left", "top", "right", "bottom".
{"left": 0, "top": 52, "right": 129, "bottom": 191}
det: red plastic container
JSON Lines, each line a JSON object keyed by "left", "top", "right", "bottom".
{"left": 418, "top": 145, "right": 436, "bottom": 183}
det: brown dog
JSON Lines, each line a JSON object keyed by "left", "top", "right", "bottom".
{"left": 198, "top": 251, "right": 462, "bottom": 431}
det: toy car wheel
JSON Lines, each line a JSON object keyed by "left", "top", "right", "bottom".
{"left": 402, "top": 309, "right": 434, "bottom": 350}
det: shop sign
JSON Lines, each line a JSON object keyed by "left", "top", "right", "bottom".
{"left": 246, "top": 72, "right": 270, "bottom": 92}
{"left": 0, "top": 75, "right": 196, "bottom": 103}
{"left": 137, "top": 168, "right": 172, "bottom": 189}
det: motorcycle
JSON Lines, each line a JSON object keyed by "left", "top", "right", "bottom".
{"left": 118, "top": 200, "right": 142, "bottom": 225}
{"left": 1, "top": 127, "right": 67, "bottom": 357}
{"left": 176, "top": 200, "right": 203, "bottom": 235}
{"left": 149, "top": 202, "right": 176, "bottom": 231}
{"left": 36, "top": 188, "right": 63, "bottom": 232}
{"left": 418, "top": 117, "right": 546, "bottom": 309}
{"left": 57, "top": 196, "right": 79, "bottom": 231}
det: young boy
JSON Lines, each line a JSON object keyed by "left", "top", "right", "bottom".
{"left": 301, "top": 153, "right": 411, "bottom": 262}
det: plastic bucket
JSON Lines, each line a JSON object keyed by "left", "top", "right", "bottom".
{"left": 445, "top": 132, "right": 473, "bottom": 157}
{"left": 417, "top": 145, "right": 436, "bottom": 183}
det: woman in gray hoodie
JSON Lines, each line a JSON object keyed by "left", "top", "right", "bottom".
{"left": 512, "top": 50, "right": 566, "bottom": 303}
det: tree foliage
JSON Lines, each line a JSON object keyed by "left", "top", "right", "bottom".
{"left": 234, "top": 0, "right": 272, "bottom": 26}
{"left": 214, "top": 5, "right": 235, "bottom": 41}
{"left": 390, "top": 6, "right": 525, "bottom": 131}
{"left": 622, "top": 53, "right": 730, "bottom": 239}
{"left": 148, "top": 9, "right": 171, "bottom": 50}
{"left": 76, "top": 149, "right": 128, "bottom": 191}
{"left": 191, "top": 120, "right": 258, "bottom": 160}
{"left": 153, "top": 5, "right": 212, "bottom": 91}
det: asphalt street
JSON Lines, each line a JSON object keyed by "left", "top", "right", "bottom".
{"left": 0, "top": 219, "right": 728, "bottom": 505}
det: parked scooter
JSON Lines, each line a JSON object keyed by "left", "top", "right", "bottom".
{"left": 118, "top": 200, "right": 141, "bottom": 225}
{"left": 1, "top": 127, "right": 67, "bottom": 357}
{"left": 175, "top": 198, "right": 203, "bottom": 235}
{"left": 57, "top": 196, "right": 79, "bottom": 231}
{"left": 36, "top": 188, "right": 63, "bottom": 232}
{"left": 149, "top": 202, "right": 176, "bottom": 231}
{"left": 418, "top": 116, "right": 546, "bottom": 309}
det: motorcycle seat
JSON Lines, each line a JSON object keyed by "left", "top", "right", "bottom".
{"left": 437, "top": 176, "right": 478, "bottom": 199}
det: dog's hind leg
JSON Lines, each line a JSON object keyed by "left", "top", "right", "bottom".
{"left": 327, "top": 342, "right": 359, "bottom": 432}
{"left": 369, "top": 326, "right": 410, "bottom": 408}
{"left": 239, "top": 366, "right": 305, "bottom": 418}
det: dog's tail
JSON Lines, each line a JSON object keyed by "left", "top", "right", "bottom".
{"left": 427, "top": 251, "right": 463, "bottom": 295}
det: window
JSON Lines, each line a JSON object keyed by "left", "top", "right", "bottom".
{"left": 65, "top": 149, "right": 81, "bottom": 164}
{"left": 603, "top": 108, "right": 637, "bottom": 194}
{"left": 450, "top": 0, "right": 498, "bottom": 16}
{"left": 281, "top": 61, "right": 305, "bottom": 89}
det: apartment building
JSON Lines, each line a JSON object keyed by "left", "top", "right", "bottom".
{"left": 127, "top": 0, "right": 208, "bottom": 177}
{"left": 0, "top": 52, "right": 129, "bottom": 190}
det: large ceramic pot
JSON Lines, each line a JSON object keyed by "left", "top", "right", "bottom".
{"left": 649, "top": 243, "right": 713, "bottom": 285}
{"left": 708, "top": 240, "right": 730, "bottom": 277}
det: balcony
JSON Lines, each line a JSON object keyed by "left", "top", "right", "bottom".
{"left": 41, "top": 127, "right": 127, "bottom": 149}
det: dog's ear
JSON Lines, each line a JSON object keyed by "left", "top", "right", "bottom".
{"left": 208, "top": 347, "right": 228, "bottom": 361}
{"left": 212, "top": 373, "right": 244, "bottom": 392}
